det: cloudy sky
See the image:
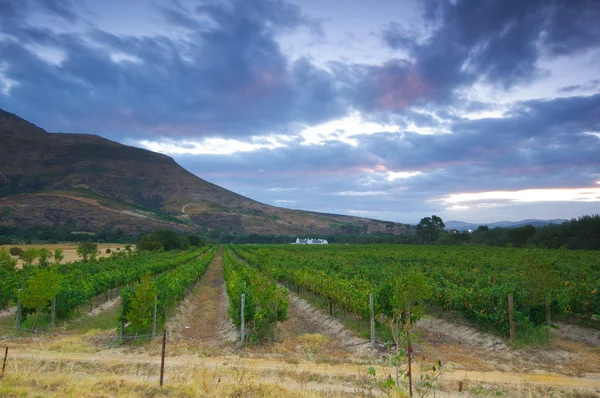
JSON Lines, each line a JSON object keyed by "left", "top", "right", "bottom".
{"left": 1, "top": 0, "right": 600, "bottom": 224}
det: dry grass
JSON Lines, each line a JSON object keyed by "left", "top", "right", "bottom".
{"left": 0, "top": 357, "right": 365, "bottom": 397}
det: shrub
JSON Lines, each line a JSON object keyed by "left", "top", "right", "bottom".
{"left": 9, "top": 247, "right": 23, "bottom": 256}
{"left": 106, "top": 248, "right": 111, "bottom": 254}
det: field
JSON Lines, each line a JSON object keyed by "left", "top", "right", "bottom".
{"left": 1, "top": 243, "right": 129, "bottom": 268}
{"left": 0, "top": 244, "right": 599, "bottom": 397}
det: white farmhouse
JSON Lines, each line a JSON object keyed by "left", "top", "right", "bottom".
{"left": 293, "top": 238, "right": 328, "bottom": 245}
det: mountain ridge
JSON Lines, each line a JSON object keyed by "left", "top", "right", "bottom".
{"left": 445, "top": 219, "right": 567, "bottom": 231}
{"left": 0, "top": 108, "right": 410, "bottom": 237}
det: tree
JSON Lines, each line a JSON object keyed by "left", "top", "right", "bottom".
{"left": 416, "top": 215, "right": 445, "bottom": 243}
{"left": 53, "top": 248, "right": 64, "bottom": 265}
{"left": 20, "top": 248, "right": 39, "bottom": 267}
{"left": 0, "top": 247, "right": 17, "bottom": 271}
{"left": 77, "top": 242, "right": 98, "bottom": 262}
{"left": 508, "top": 225, "right": 536, "bottom": 247}
{"left": 38, "top": 248, "right": 52, "bottom": 267}
{"left": 20, "top": 269, "right": 62, "bottom": 329}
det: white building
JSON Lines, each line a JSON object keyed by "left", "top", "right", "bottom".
{"left": 293, "top": 238, "right": 328, "bottom": 245}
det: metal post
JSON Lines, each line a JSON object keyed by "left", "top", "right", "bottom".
{"left": 159, "top": 330, "right": 166, "bottom": 387}
{"left": 508, "top": 294, "right": 515, "bottom": 344}
{"left": 240, "top": 294, "right": 245, "bottom": 344}
{"left": 407, "top": 303, "right": 413, "bottom": 397}
{"left": 2, "top": 347, "right": 8, "bottom": 375}
{"left": 369, "top": 294, "right": 376, "bottom": 347}
{"left": 152, "top": 295, "right": 157, "bottom": 339}
{"left": 51, "top": 297, "right": 56, "bottom": 329}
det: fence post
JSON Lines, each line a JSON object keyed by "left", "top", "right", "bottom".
{"left": 16, "top": 290, "right": 22, "bottom": 330}
{"left": 2, "top": 346, "right": 8, "bottom": 375}
{"left": 51, "top": 297, "right": 56, "bottom": 329}
{"left": 159, "top": 330, "right": 166, "bottom": 387}
{"left": 152, "top": 295, "right": 158, "bottom": 339}
{"left": 240, "top": 294, "right": 245, "bottom": 344}
{"left": 508, "top": 294, "right": 515, "bottom": 344}
{"left": 120, "top": 320, "right": 125, "bottom": 339}
{"left": 369, "top": 294, "right": 376, "bottom": 347}
{"left": 329, "top": 297, "right": 333, "bottom": 315}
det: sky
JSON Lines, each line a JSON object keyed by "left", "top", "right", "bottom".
{"left": 1, "top": 0, "right": 599, "bottom": 224}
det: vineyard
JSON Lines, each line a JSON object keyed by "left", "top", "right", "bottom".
{"left": 232, "top": 244, "right": 600, "bottom": 341}
{"left": 1, "top": 243, "right": 599, "bottom": 396}
{"left": 0, "top": 246, "right": 212, "bottom": 329}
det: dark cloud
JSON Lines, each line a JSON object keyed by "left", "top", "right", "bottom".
{"left": 380, "top": 0, "right": 600, "bottom": 105}
{"left": 0, "top": 0, "right": 342, "bottom": 138}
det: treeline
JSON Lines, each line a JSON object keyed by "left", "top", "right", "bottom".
{"left": 0, "top": 226, "right": 138, "bottom": 245}
{"left": 439, "top": 215, "right": 600, "bottom": 250}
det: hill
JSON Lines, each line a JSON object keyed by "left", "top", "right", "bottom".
{"left": 0, "top": 108, "right": 409, "bottom": 237}
{"left": 445, "top": 219, "right": 567, "bottom": 231}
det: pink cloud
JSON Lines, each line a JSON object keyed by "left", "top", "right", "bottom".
{"left": 375, "top": 65, "right": 432, "bottom": 111}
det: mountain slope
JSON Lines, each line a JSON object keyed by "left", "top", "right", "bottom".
{"left": 0, "top": 109, "right": 409, "bottom": 236}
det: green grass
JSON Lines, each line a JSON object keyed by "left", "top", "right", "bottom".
{"left": 65, "top": 303, "right": 120, "bottom": 333}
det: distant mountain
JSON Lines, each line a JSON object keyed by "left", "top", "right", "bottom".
{"left": 445, "top": 219, "right": 567, "bottom": 231}
{"left": 0, "top": 108, "right": 410, "bottom": 236}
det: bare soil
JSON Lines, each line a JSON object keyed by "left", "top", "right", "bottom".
{"left": 166, "top": 249, "right": 237, "bottom": 351}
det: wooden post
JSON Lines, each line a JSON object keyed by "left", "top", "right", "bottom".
{"left": 406, "top": 303, "right": 413, "bottom": 398}
{"left": 369, "top": 294, "right": 376, "bottom": 347}
{"left": 2, "top": 346, "right": 8, "bottom": 375}
{"left": 16, "top": 290, "right": 22, "bottom": 330}
{"left": 152, "top": 295, "right": 158, "bottom": 339}
{"left": 120, "top": 320, "right": 125, "bottom": 339}
{"left": 159, "top": 330, "right": 166, "bottom": 387}
{"left": 508, "top": 294, "right": 515, "bottom": 344}
{"left": 545, "top": 293, "right": 551, "bottom": 326}
{"left": 240, "top": 294, "right": 245, "bottom": 344}
{"left": 297, "top": 285, "right": 300, "bottom": 294}
{"left": 51, "top": 297, "right": 56, "bottom": 329}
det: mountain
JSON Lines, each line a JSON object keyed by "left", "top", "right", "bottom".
{"left": 0, "top": 109, "right": 409, "bottom": 236}
{"left": 445, "top": 219, "right": 567, "bottom": 231}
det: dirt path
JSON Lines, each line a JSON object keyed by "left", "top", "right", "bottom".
{"left": 166, "top": 249, "right": 236, "bottom": 348}
{"left": 279, "top": 289, "right": 374, "bottom": 358}
{"left": 5, "top": 348, "right": 600, "bottom": 392}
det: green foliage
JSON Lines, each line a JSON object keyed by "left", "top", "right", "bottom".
{"left": 222, "top": 249, "right": 289, "bottom": 341}
{"left": 37, "top": 248, "right": 52, "bottom": 267}
{"left": 392, "top": 268, "right": 432, "bottom": 324}
{"left": 417, "top": 215, "right": 445, "bottom": 243}
{"left": 53, "top": 248, "right": 64, "bottom": 264}
{"left": 119, "top": 247, "right": 216, "bottom": 334}
{"left": 19, "top": 268, "right": 62, "bottom": 328}
{"left": 0, "top": 247, "right": 17, "bottom": 271}
{"left": 20, "top": 247, "right": 38, "bottom": 267}
{"left": 233, "top": 244, "right": 600, "bottom": 338}
{"left": 127, "top": 276, "right": 157, "bottom": 335}
{"left": 77, "top": 242, "right": 98, "bottom": 262}
{"left": 9, "top": 247, "right": 23, "bottom": 256}
{"left": 136, "top": 228, "right": 190, "bottom": 252}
